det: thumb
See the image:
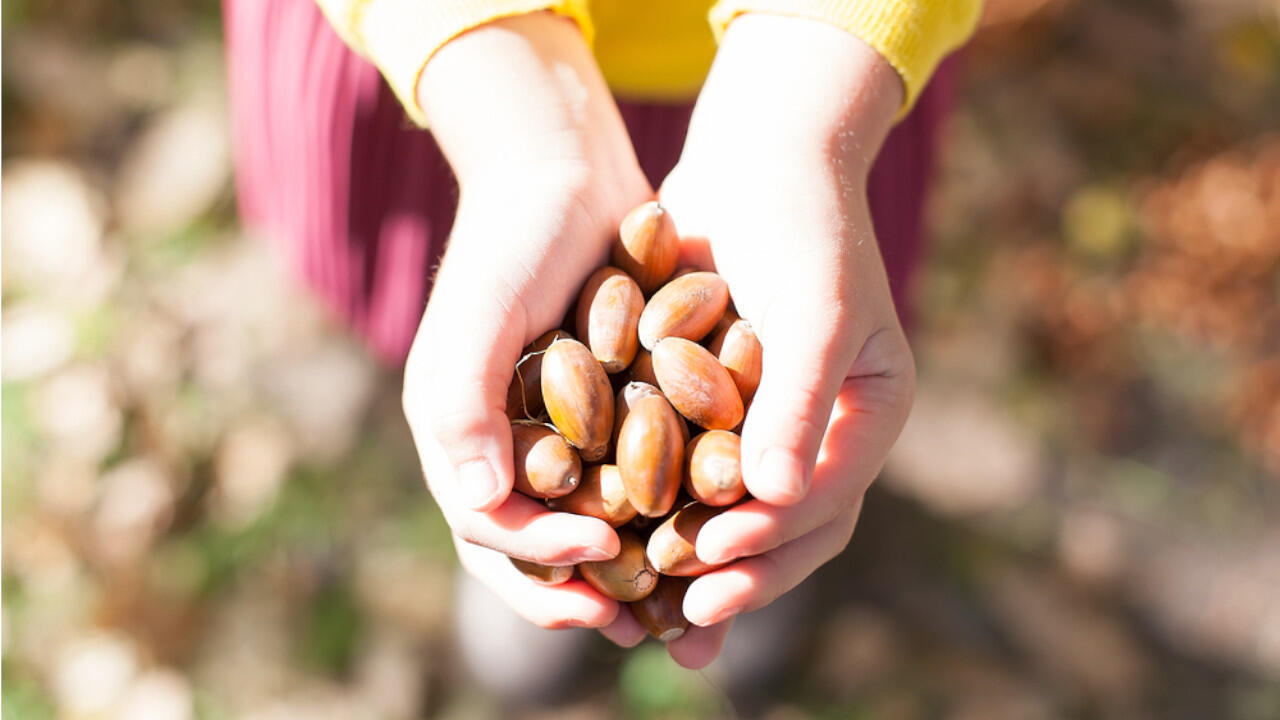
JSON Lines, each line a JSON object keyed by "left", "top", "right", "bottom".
{"left": 738, "top": 297, "right": 862, "bottom": 505}
{"left": 405, "top": 266, "right": 530, "bottom": 513}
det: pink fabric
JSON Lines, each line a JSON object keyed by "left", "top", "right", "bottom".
{"left": 223, "top": 0, "right": 949, "bottom": 365}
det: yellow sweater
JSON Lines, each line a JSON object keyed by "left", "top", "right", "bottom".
{"left": 316, "top": 0, "right": 981, "bottom": 127}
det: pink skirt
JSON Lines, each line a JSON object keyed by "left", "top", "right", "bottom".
{"left": 223, "top": 0, "right": 950, "bottom": 364}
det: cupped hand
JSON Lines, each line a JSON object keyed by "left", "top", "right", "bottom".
{"left": 402, "top": 13, "right": 651, "bottom": 631}
{"left": 643, "top": 14, "right": 918, "bottom": 667}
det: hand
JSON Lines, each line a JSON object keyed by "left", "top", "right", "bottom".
{"left": 402, "top": 13, "right": 651, "bottom": 631}
{"left": 638, "top": 14, "right": 917, "bottom": 668}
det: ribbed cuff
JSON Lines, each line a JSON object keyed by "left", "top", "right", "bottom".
{"left": 355, "top": 0, "right": 594, "bottom": 127}
{"left": 709, "top": 0, "right": 980, "bottom": 117}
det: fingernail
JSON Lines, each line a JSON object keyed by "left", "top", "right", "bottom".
{"left": 761, "top": 448, "right": 807, "bottom": 502}
{"left": 581, "top": 545, "right": 616, "bottom": 562}
{"left": 458, "top": 459, "right": 499, "bottom": 509}
{"left": 705, "top": 604, "right": 744, "bottom": 626}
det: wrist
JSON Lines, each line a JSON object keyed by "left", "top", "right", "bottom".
{"left": 418, "top": 12, "right": 629, "bottom": 183}
{"left": 682, "top": 13, "right": 903, "bottom": 175}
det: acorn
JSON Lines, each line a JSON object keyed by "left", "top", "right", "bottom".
{"left": 505, "top": 329, "right": 572, "bottom": 420}
{"left": 541, "top": 338, "right": 614, "bottom": 461}
{"left": 707, "top": 318, "right": 763, "bottom": 407}
{"left": 684, "top": 430, "right": 745, "bottom": 506}
{"left": 579, "top": 529, "right": 657, "bottom": 602}
{"left": 510, "top": 557, "right": 574, "bottom": 586}
{"left": 647, "top": 502, "right": 727, "bottom": 577}
{"left": 616, "top": 393, "right": 685, "bottom": 518}
{"left": 630, "top": 576, "right": 691, "bottom": 642}
{"left": 651, "top": 337, "right": 744, "bottom": 430}
{"left": 547, "top": 464, "right": 637, "bottom": 528}
{"left": 575, "top": 267, "right": 644, "bottom": 373}
{"left": 637, "top": 272, "right": 730, "bottom": 350}
{"left": 613, "top": 382, "right": 689, "bottom": 447}
{"left": 613, "top": 201, "right": 680, "bottom": 295}
{"left": 510, "top": 421, "right": 581, "bottom": 499}
{"left": 623, "top": 348, "right": 659, "bottom": 387}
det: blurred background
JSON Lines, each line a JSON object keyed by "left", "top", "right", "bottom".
{"left": 3, "top": 0, "right": 1278, "bottom": 717}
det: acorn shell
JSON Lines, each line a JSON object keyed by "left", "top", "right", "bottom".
{"left": 575, "top": 267, "right": 644, "bottom": 373}
{"left": 510, "top": 557, "right": 574, "bottom": 586}
{"left": 547, "top": 464, "right": 637, "bottom": 528}
{"left": 630, "top": 576, "right": 691, "bottom": 642}
{"left": 616, "top": 394, "right": 685, "bottom": 518}
{"left": 613, "top": 201, "right": 679, "bottom": 295}
{"left": 646, "top": 502, "right": 727, "bottom": 577}
{"left": 505, "top": 329, "right": 572, "bottom": 420}
{"left": 684, "top": 430, "right": 745, "bottom": 506}
{"left": 637, "top": 272, "right": 729, "bottom": 350}
{"left": 579, "top": 529, "right": 658, "bottom": 602}
{"left": 707, "top": 319, "right": 763, "bottom": 407}
{"left": 652, "top": 337, "right": 744, "bottom": 430}
{"left": 510, "top": 422, "right": 581, "bottom": 499}
{"left": 541, "top": 338, "right": 614, "bottom": 462}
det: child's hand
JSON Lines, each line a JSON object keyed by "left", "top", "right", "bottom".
{"left": 402, "top": 13, "right": 650, "bottom": 632}
{"left": 651, "top": 14, "right": 917, "bottom": 668}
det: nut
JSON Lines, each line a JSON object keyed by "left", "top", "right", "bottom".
{"left": 630, "top": 576, "right": 690, "bottom": 642}
{"left": 613, "top": 201, "right": 679, "bottom": 295}
{"left": 541, "top": 338, "right": 614, "bottom": 461}
{"left": 579, "top": 528, "right": 657, "bottom": 602}
{"left": 652, "top": 337, "right": 744, "bottom": 430}
{"left": 623, "top": 348, "right": 659, "bottom": 387}
{"left": 547, "top": 464, "right": 637, "bottom": 527}
{"left": 613, "top": 382, "right": 689, "bottom": 448}
{"left": 575, "top": 267, "right": 644, "bottom": 373}
{"left": 511, "top": 421, "right": 582, "bottom": 499}
{"left": 505, "top": 329, "right": 572, "bottom": 420}
{"left": 684, "top": 430, "right": 745, "bottom": 506}
{"left": 637, "top": 272, "right": 729, "bottom": 350}
{"left": 706, "top": 318, "right": 762, "bottom": 406}
{"left": 509, "top": 557, "right": 574, "bottom": 586}
{"left": 616, "top": 393, "right": 685, "bottom": 518}
{"left": 646, "top": 502, "right": 727, "bottom": 576}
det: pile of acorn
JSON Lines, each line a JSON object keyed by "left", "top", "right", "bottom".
{"left": 504, "top": 201, "right": 762, "bottom": 643}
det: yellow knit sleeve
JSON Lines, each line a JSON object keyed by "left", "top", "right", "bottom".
{"left": 709, "top": 0, "right": 981, "bottom": 115}
{"left": 313, "top": 0, "right": 594, "bottom": 127}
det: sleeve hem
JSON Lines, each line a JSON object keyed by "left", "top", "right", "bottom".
{"left": 708, "top": 0, "right": 981, "bottom": 118}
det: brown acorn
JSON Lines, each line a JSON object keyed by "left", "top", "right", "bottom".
{"left": 613, "top": 201, "right": 679, "bottom": 295}
{"left": 646, "top": 502, "right": 727, "bottom": 576}
{"left": 505, "top": 329, "right": 572, "bottom": 420}
{"left": 707, "top": 319, "right": 763, "bottom": 407}
{"left": 630, "top": 576, "right": 691, "bottom": 642}
{"left": 612, "top": 382, "right": 689, "bottom": 447}
{"left": 616, "top": 393, "right": 685, "bottom": 518}
{"left": 637, "top": 272, "right": 730, "bottom": 350}
{"left": 541, "top": 338, "right": 614, "bottom": 461}
{"left": 579, "top": 528, "right": 657, "bottom": 602}
{"left": 511, "top": 422, "right": 582, "bottom": 499}
{"left": 510, "top": 557, "right": 574, "bottom": 586}
{"left": 651, "top": 337, "right": 744, "bottom": 430}
{"left": 623, "top": 348, "right": 659, "bottom": 387}
{"left": 547, "top": 464, "right": 637, "bottom": 527}
{"left": 684, "top": 430, "right": 745, "bottom": 506}
{"left": 575, "top": 267, "right": 644, "bottom": 373}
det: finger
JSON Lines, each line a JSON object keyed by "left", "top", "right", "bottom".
{"left": 598, "top": 605, "right": 648, "bottom": 648}
{"left": 682, "top": 502, "right": 862, "bottom": 627}
{"left": 414, "top": 375, "right": 621, "bottom": 563}
{"left": 739, "top": 290, "right": 864, "bottom": 505}
{"left": 405, "top": 262, "right": 529, "bottom": 512}
{"left": 442, "top": 487, "right": 620, "bottom": 565}
{"left": 455, "top": 537, "right": 619, "bottom": 629}
{"left": 665, "top": 619, "right": 734, "bottom": 669}
{"left": 694, "top": 370, "right": 910, "bottom": 565}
